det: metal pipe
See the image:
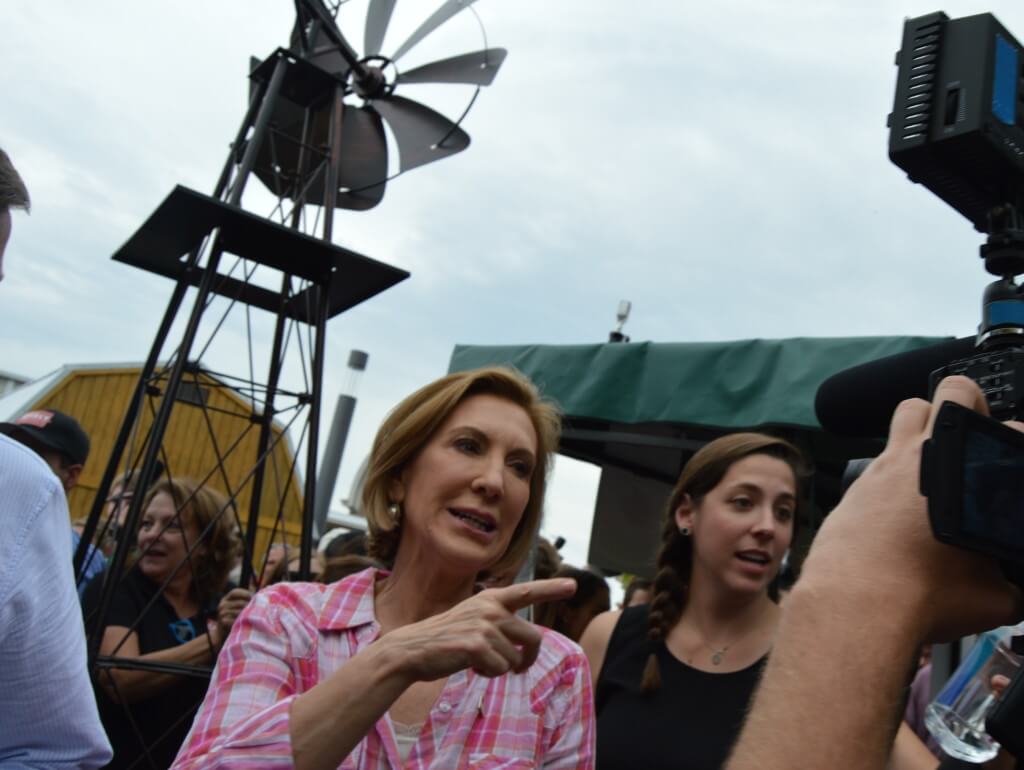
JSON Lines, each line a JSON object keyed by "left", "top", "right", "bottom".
{"left": 75, "top": 75, "right": 265, "bottom": 580}
{"left": 299, "top": 282, "right": 332, "bottom": 580}
{"left": 87, "top": 55, "right": 290, "bottom": 664}
{"left": 239, "top": 282, "right": 291, "bottom": 590}
{"left": 313, "top": 350, "right": 368, "bottom": 536}
{"left": 229, "top": 54, "right": 290, "bottom": 207}
{"left": 313, "top": 394, "right": 355, "bottom": 537}
{"left": 74, "top": 277, "right": 188, "bottom": 580}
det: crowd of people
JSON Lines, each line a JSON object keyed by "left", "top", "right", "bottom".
{"left": 2, "top": 144, "right": 1022, "bottom": 770}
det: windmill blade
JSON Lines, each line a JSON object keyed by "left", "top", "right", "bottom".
{"left": 364, "top": 0, "right": 397, "bottom": 58}
{"left": 370, "top": 95, "right": 470, "bottom": 172}
{"left": 397, "top": 48, "right": 507, "bottom": 86}
{"left": 335, "top": 106, "right": 388, "bottom": 210}
{"left": 391, "top": 0, "right": 482, "bottom": 62}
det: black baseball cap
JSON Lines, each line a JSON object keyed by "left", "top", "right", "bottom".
{"left": 0, "top": 408, "right": 90, "bottom": 465}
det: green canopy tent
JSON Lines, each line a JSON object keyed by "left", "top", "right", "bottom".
{"left": 449, "top": 336, "right": 948, "bottom": 576}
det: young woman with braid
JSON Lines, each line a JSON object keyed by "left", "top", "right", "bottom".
{"left": 580, "top": 433, "right": 807, "bottom": 770}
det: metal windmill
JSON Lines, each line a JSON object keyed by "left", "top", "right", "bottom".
{"left": 73, "top": 2, "right": 506, "bottom": 765}
{"left": 254, "top": 0, "right": 507, "bottom": 210}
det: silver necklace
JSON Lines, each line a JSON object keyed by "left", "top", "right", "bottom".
{"left": 706, "top": 643, "right": 729, "bottom": 666}
{"left": 692, "top": 626, "right": 735, "bottom": 665}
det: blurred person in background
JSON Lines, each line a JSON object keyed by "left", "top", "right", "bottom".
{"left": 101, "top": 469, "right": 144, "bottom": 556}
{"left": 318, "top": 554, "right": 383, "bottom": 584}
{"left": 320, "top": 529, "right": 368, "bottom": 560}
{"left": 535, "top": 565, "right": 611, "bottom": 642}
{"left": 0, "top": 407, "right": 107, "bottom": 596}
{"left": 83, "top": 478, "right": 251, "bottom": 769}
{"left": 620, "top": 577, "right": 653, "bottom": 609}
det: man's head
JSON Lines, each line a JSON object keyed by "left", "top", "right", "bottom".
{"left": 0, "top": 409, "right": 90, "bottom": 492}
{"left": 0, "top": 147, "right": 30, "bottom": 279}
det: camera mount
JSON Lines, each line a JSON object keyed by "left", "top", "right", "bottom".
{"left": 977, "top": 201, "right": 1024, "bottom": 352}
{"left": 890, "top": 11, "right": 1024, "bottom": 418}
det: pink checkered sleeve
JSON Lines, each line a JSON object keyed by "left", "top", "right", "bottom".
{"left": 171, "top": 587, "right": 316, "bottom": 768}
{"left": 538, "top": 644, "right": 596, "bottom": 770}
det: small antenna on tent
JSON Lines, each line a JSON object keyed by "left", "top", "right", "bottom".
{"left": 610, "top": 300, "right": 631, "bottom": 343}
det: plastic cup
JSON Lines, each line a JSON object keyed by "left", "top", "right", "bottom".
{"left": 925, "top": 630, "right": 1022, "bottom": 762}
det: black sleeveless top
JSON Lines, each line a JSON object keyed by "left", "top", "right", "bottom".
{"left": 595, "top": 605, "right": 766, "bottom": 770}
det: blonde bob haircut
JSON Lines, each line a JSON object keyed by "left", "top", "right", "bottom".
{"left": 363, "top": 366, "right": 561, "bottom": 578}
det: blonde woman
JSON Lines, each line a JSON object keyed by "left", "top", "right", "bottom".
{"left": 174, "top": 367, "right": 595, "bottom": 769}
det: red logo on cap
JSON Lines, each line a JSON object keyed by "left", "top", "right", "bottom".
{"left": 16, "top": 410, "right": 55, "bottom": 429}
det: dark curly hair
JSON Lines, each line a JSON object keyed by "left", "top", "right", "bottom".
{"left": 641, "top": 433, "right": 810, "bottom": 693}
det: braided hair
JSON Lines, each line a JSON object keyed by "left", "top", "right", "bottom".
{"left": 640, "top": 433, "right": 809, "bottom": 692}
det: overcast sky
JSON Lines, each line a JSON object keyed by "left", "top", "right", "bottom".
{"left": 3, "top": 0, "right": 1023, "bottom": 572}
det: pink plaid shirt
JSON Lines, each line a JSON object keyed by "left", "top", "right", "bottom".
{"left": 172, "top": 568, "right": 595, "bottom": 769}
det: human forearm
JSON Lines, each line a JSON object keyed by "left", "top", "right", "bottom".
{"left": 729, "top": 380, "right": 1024, "bottom": 770}
{"left": 728, "top": 577, "right": 921, "bottom": 770}
{"left": 289, "top": 641, "right": 413, "bottom": 770}
{"left": 99, "top": 634, "right": 218, "bottom": 703}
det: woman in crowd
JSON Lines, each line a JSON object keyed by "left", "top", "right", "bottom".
{"left": 173, "top": 367, "right": 594, "bottom": 770}
{"left": 581, "top": 433, "right": 807, "bottom": 770}
{"left": 619, "top": 577, "right": 653, "bottom": 609}
{"left": 535, "top": 564, "right": 611, "bottom": 642}
{"left": 83, "top": 478, "right": 250, "bottom": 769}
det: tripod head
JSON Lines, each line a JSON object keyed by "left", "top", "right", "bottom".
{"left": 977, "top": 201, "right": 1024, "bottom": 351}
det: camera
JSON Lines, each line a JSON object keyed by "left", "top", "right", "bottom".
{"left": 929, "top": 280, "right": 1024, "bottom": 421}
{"left": 888, "top": 8, "right": 1024, "bottom": 570}
{"left": 920, "top": 400, "right": 1024, "bottom": 586}
{"left": 919, "top": 402, "right": 1024, "bottom": 756}
{"left": 890, "top": 11, "right": 1024, "bottom": 420}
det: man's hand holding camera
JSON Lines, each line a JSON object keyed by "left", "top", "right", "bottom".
{"left": 727, "top": 376, "right": 1024, "bottom": 770}
{"left": 805, "top": 375, "right": 1023, "bottom": 643}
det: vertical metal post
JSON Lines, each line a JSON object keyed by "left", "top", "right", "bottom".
{"left": 314, "top": 350, "right": 368, "bottom": 536}
{"left": 87, "top": 54, "right": 290, "bottom": 665}
{"left": 313, "top": 394, "right": 356, "bottom": 536}
{"left": 74, "top": 277, "right": 187, "bottom": 578}
{"left": 299, "top": 283, "right": 332, "bottom": 580}
{"left": 76, "top": 73, "right": 272, "bottom": 579}
{"left": 322, "top": 84, "right": 345, "bottom": 238}
{"left": 240, "top": 294, "right": 291, "bottom": 589}
{"left": 239, "top": 90, "right": 316, "bottom": 589}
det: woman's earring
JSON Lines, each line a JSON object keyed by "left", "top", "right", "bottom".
{"left": 678, "top": 526, "right": 691, "bottom": 536}
{"left": 387, "top": 503, "right": 402, "bottom": 522}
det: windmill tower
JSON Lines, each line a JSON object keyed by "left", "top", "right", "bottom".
{"left": 74, "top": 3, "right": 506, "bottom": 763}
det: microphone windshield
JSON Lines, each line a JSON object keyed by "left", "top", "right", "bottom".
{"left": 815, "top": 337, "right": 976, "bottom": 437}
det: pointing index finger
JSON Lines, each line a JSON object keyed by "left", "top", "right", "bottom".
{"left": 491, "top": 578, "right": 577, "bottom": 612}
